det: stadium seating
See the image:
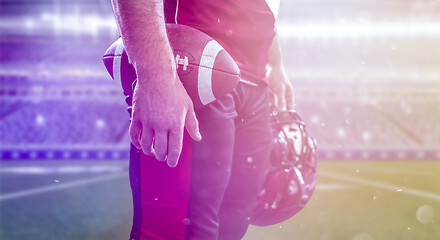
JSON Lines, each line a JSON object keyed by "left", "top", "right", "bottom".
{"left": 0, "top": 100, "right": 129, "bottom": 146}
{"left": 1, "top": 83, "right": 439, "bottom": 160}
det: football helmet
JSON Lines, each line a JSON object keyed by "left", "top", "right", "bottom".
{"left": 250, "top": 110, "right": 317, "bottom": 226}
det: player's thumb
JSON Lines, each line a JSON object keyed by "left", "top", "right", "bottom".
{"left": 269, "top": 91, "right": 276, "bottom": 108}
{"left": 185, "top": 105, "right": 202, "bottom": 141}
{"left": 129, "top": 119, "right": 142, "bottom": 149}
{"left": 277, "top": 87, "right": 287, "bottom": 111}
{"left": 285, "top": 85, "right": 295, "bottom": 110}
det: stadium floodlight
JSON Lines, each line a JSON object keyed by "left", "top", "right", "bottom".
{"left": 24, "top": 19, "right": 34, "bottom": 30}
{"left": 277, "top": 21, "right": 440, "bottom": 39}
{"left": 32, "top": 12, "right": 118, "bottom": 36}
{"left": 337, "top": 127, "right": 346, "bottom": 138}
{"left": 41, "top": 12, "right": 52, "bottom": 21}
{"left": 35, "top": 115, "right": 45, "bottom": 126}
{"left": 362, "top": 131, "right": 372, "bottom": 142}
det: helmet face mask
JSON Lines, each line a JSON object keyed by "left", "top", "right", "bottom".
{"left": 282, "top": 123, "right": 303, "bottom": 157}
{"left": 250, "top": 110, "right": 317, "bottom": 226}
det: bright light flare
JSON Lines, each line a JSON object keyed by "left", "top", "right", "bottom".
{"left": 278, "top": 21, "right": 440, "bottom": 39}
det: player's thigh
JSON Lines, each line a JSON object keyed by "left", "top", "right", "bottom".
{"left": 184, "top": 93, "right": 237, "bottom": 240}
{"left": 220, "top": 83, "right": 272, "bottom": 215}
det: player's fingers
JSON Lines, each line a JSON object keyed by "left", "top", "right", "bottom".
{"left": 277, "top": 87, "right": 287, "bottom": 111}
{"left": 185, "top": 105, "right": 202, "bottom": 141}
{"left": 140, "top": 127, "right": 154, "bottom": 156}
{"left": 269, "top": 90, "right": 276, "bottom": 107}
{"left": 285, "top": 84, "right": 295, "bottom": 110}
{"left": 129, "top": 119, "right": 142, "bottom": 149}
{"left": 167, "top": 128, "right": 184, "bottom": 167}
{"left": 153, "top": 130, "right": 168, "bottom": 161}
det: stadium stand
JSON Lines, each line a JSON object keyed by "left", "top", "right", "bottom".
{"left": 0, "top": 100, "right": 128, "bottom": 145}
{"left": 1, "top": 83, "right": 439, "bottom": 160}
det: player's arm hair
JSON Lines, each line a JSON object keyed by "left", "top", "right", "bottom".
{"left": 111, "top": 0, "right": 177, "bottom": 86}
{"left": 268, "top": 30, "right": 285, "bottom": 72}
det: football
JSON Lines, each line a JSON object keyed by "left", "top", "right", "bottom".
{"left": 103, "top": 24, "right": 241, "bottom": 110}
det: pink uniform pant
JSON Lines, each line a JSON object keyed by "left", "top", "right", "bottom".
{"left": 128, "top": 83, "right": 272, "bottom": 240}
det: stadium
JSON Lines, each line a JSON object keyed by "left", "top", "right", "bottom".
{"left": 1, "top": 0, "right": 440, "bottom": 239}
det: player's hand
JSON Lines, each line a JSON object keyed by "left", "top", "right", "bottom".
{"left": 269, "top": 67, "right": 295, "bottom": 111}
{"left": 129, "top": 73, "right": 202, "bottom": 167}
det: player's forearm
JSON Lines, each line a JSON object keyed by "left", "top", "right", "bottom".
{"left": 111, "top": 0, "right": 177, "bottom": 87}
{"left": 268, "top": 32, "right": 285, "bottom": 72}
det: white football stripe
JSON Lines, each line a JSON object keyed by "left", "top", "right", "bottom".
{"left": 198, "top": 40, "right": 223, "bottom": 105}
{"left": 112, "top": 38, "right": 124, "bottom": 87}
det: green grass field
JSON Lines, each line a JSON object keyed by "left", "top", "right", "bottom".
{"left": 1, "top": 160, "right": 440, "bottom": 240}
{"left": 245, "top": 160, "right": 440, "bottom": 240}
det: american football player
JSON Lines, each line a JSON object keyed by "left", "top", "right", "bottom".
{"left": 110, "top": 0, "right": 294, "bottom": 239}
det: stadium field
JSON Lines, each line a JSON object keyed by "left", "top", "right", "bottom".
{"left": 1, "top": 160, "right": 439, "bottom": 240}
{"left": 245, "top": 160, "right": 440, "bottom": 240}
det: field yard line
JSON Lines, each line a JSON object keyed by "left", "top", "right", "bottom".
{"left": 315, "top": 183, "right": 354, "bottom": 191}
{"left": 320, "top": 170, "right": 440, "bottom": 202}
{"left": 373, "top": 167, "right": 438, "bottom": 177}
{"left": 0, "top": 172, "right": 127, "bottom": 202}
